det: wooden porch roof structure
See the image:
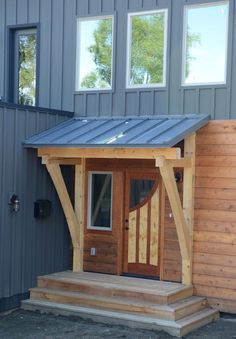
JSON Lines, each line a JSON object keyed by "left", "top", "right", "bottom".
{"left": 24, "top": 114, "right": 210, "bottom": 285}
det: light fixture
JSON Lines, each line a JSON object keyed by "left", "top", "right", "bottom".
{"left": 9, "top": 194, "right": 20, "bottom": 213}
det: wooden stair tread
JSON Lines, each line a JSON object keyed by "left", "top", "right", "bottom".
{"left": 21, "top": 299, "right": 219, "bottom": 338}
{"left": 40, "top": 271, "right": 187, "bottom": 293}
{"left": 30, "top": 287, "right": 207, "bottom": 320}
{"left": 25, "top": 271, "right": 219, "bottom": 336}
{"left": 38, "top": 274, "right": 192, "bottom": 297}
{"left": 30, "top": 287, "right": 204, "bottom": 311}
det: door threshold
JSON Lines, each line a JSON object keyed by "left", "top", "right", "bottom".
{"left": 122, "top": 273, "right": 160, "bottom": 281}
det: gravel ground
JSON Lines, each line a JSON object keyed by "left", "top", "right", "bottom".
{"left": 0, "top": 309, "right": 236, "bottom": 339}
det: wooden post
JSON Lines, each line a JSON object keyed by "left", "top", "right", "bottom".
{"left": 74, "top": 159, "right": 85, "bottom": 272}
{"left": 182, "top": 133, "right": 196, "bottom": 285}
{"left": 45, "top": 163, "right": 81, "bottom": 271}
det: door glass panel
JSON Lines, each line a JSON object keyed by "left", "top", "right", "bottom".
{"left": 90, "top": 173, "right": 112, "bottom": 229}
{"left": 130, "top": 179, "right": 155, "bottom": 209}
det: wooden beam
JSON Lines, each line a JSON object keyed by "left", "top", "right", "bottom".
{"left": 155, "top": 157, "right": 191, "bottom": 168}
{"left": 38, "top": 147, "right": 181, "bottom": 160}
{"left": 74, "top": 159, "right": 86, "bottom": 272}
{"left": 182, "top": 133, "right": 196, "bottom": 285}
{"left": 158, "top": 159, "right": 190, "bottom": 261}
{"left": 42, "top": 157, "right": 82, "bottom": 165}
{"left": 45, "top": 163, "right": 80, "bottom": 265}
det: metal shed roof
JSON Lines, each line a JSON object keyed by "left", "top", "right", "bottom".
{"left": 24, "top": 114, "right": 209, "bottom": 148}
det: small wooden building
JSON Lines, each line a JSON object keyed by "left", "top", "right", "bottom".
{"left": 25, "top": 115, "right": 209, "bottom": 285}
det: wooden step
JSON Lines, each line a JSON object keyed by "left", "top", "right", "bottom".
{"left": 21, "top": 299, "right": 219, "bottom": 338}
{"left": 29, "top": 287, "right": 207, "bottom": 320}
{"left": 37, "top": 271, "right": 193, "bottom": 305}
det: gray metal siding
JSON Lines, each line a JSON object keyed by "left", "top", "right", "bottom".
{"left": 0, "top": 0, "right": 236, "bottom": 117}
{"left": 0, "top": 0, "right": 76, "bottom": 111}
{"left": 0, "top": 105, "right": 70, "bottom": 299}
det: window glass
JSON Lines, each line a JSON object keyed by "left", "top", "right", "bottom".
{"left": 130, "top": 179, "right": 155, "bottom": 209}
{"left": 77, "top": 16, "right": 113, "bottom": 90}
{"left": 183, "top": 2, "right": 229, "bottom": 85}
{"left": 16, "top": 29, "right": 37, "bottom": 105}
{"left": 127, "top": 10, "right": 167, "bottom": 87}
{"left": 89, "top": 173, "right": 112, "bottom": 229}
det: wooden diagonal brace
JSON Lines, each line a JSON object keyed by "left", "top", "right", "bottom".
{"left": 45, "top": 163, "right": 81, "bottom": 272}
{"left": 159, "top": 159, "right": 191, "bottom": 260}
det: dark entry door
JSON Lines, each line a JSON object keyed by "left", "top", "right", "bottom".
{"left": 123, "top": 171, "right": 161, "bottom": 277}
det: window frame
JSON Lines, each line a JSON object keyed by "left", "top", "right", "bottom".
{"left": 182, "top": 1, "right": 229, "bottom": 87}
{"left": 7, "top": 24, "right": 40, "bottom": 106}
{"left": 87, "top": 171, "right": 113, "bottom": 231}
{"left": 76, "top": 15, "right": 115, "bottom": 92}
{"left": 126, "top": 9, "right": 168, "bottom": 89}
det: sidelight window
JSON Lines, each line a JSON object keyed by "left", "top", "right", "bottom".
{"left": 88, "top": 172, "right": 112, "bottom": 230}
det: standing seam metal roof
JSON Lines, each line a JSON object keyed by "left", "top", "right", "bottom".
{"left": 24, "top": 114, "right": 210, "bottom": 148}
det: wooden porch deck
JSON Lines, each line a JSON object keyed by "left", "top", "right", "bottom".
{"left": 22, "top": 271, "right": 219, "bottom": 337}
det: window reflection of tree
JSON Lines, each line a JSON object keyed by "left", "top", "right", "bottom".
{"left": 18, "top": 33, "right": 36, "bottom": 105}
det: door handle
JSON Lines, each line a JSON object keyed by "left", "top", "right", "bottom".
{"left": 125, "top": 219, "right": 129, "bottom": 230}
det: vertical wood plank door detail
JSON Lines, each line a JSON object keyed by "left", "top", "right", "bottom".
{"left": 123, "top": 172, "right": 161, "bottom": 277}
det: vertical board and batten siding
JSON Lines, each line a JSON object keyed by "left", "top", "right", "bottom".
{"left": 74, "top": 0, "right": 236, "bottom": 118}
{"left": 0, "top": 104, "right": 71, "bottom": 302}
{"left": 0, "top": 0, "right": 236, "bottom": 118}
{"left": 193, "top": 121, "right": 236, "bottom": 313}
{"left": 0, "top": 0, "right": 76, "bottom": 111}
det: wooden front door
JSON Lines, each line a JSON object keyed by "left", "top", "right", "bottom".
{"left": 123, "top": 171, "right": 161, "bottom": 277}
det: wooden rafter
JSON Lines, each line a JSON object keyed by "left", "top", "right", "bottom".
{"left": 38, "top": 147, "right": 181, "bottom": 160}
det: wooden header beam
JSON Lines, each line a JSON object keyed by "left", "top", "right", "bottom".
{"left": 38, "top": 147, "right": 181, "bottom": 160}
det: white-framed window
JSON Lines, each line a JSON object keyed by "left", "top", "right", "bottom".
{"left": 87, "top": 172, "right": 113, "bottom": 231}
{"left": 76, "top": 15, "right": 114, "bottom": 91}
{"left": 182, "top": 1, "right": 229, "bottom": 86}
{"left": 126, "top": 9, "right": 168, "bottom": 88}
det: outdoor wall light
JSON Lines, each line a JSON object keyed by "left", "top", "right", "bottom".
{"left": 9, "top": 193, "right": 20, "bottom": 213}
{"left": 175, "top": 172, "right": 183, "bottom": 183}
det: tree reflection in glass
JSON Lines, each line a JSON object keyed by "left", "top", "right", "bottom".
{"left": 18, "top": 32, "right": 36, "bottom": 105}
{"left": 78, "top": 17, "right": 113, "bottom": 90}
{"left": 129, "top": 12, "right": 166, "bottom": 86}
{"left": 184, "top": 2, "right": 229, "bottom": 84}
